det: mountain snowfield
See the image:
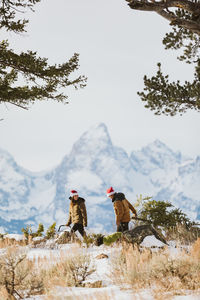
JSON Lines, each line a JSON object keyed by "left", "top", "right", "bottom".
{"left": 0, "top": 123, "right": 199, "bottom": 233}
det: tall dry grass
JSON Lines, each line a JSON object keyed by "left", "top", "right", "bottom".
{"left": 165, "top": 224, "right": 200, "bottom": 244}
{"left": 111, "top": 240, "right": 200, "bottom": 296}
{"left": 0, "top": 237, "right": 27, "bottom": 249}
{"left": 191, "top": 237, "right": 200, "bottom": 260}
{"left": 0, "top": 245, "right": 96, "bottom": 299}
{"left": 42, "top": 251, "right": 95, "bottom": 289}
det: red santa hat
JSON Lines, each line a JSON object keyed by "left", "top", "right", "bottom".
{"left": 106, "top": 187, "right": 115, "bottom": 197}
{"left": 70, "top": 190, "right": 79, "bottom": 197}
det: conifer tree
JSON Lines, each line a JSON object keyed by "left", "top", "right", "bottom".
{"left": 46, "top": 222, "right": 56, "bottom": 239}
{"left": 0, "top": 0, "right": 86, "bottom": 110}
{"left": 126, "top": 0, "right": 200, "bottom": 115}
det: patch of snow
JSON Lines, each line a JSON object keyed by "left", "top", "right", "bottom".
{"left": 32, "top": 237, "right": 44, "bottom": 241}
{"left": 5, "top": 234, "right": 24, "bottom": 241}
{"left": 140, "top": 235, "right": 166, "bottom": 248}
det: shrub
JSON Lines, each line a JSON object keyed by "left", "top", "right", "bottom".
{"left": 0, "top": 233, "right": 5, "bottom": 239}
{"left": 133, "top": 195, "right": 199, "bottom": 243}
{"left": 140, "top": 199, "right": 193, "bottom": 228}
{"left": 56, "top": 231, "right": 81, "bottom": 245}
{"left": 83, "top": 233, "right": 105, "bottom": 248}
{"left": 0, "top": 246, "right": 44, "bottom": 299}
{"left": 43, "top": 252, "right": 95, "bottom": 287}
{"left": 46, "top": 222, "right": 56, "bottom": 239}
{"left": 33, "top": 223, "right": 44, "bottom": 237}
{"left": 111, "top": 243, "right": 200, "bottom": 294}
{"left": 56, "top": 231, "right": 72, "bottom": 244}
{"left": 21, "top": 223, "right": 44, "bottom": 241}
{"left": 21, "top": 225, "right": 32, "bottom": 241}
{"left": 166, "top": 224, "right": 200, "bottom": 244}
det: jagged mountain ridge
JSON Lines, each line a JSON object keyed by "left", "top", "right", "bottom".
{"left": 0, "top": 123, "right": 199, "bottom": 233}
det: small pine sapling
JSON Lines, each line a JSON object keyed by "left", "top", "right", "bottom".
{"left": 21, "top": 225, "right": 33, "bottom": 241}
{"left": 32, "top": 223, "right": 44, "bottom": 238}
{"left": 46, "top": 222, "right": 56, "bottom": 239}
{"left": 22, "top": 223, "right": 44, "bottom": 241}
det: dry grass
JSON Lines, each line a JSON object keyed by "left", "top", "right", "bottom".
{"left": 2, "top": 236, "right": 200, "bottom": 299}
{"left": 0, "top": 237, "right": 27, "bottom": 249}
{"left": 165, "top": 224, "right": 200, "bottom": 244}
{"left": 191, "top": 237, "right": 200, "bottom": 260}
{"left": 0, "top": 286, "right": 12, "bottom": 300}
{"left": 111, "top": 242, "right": 200, "bottom": 296}
{"left": 42, "top": 251, "right": 95, "bottom": 289}
{"left": 32, "top": 246, "right": 96, "bottom": 291}
{"left": 0, "top": 245, "right": 96, "bottom": 299}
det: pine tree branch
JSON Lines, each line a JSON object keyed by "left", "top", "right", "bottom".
{"left": 127, "top": 0, "right": 200, "bottom": 35}
{"left": 8, "top": 102, "right": 28, "bottom": 110}
{"left": 158, "top": 9, "right": 200, "bottom": 35}
{"left": 127, "top": 0, "right": 200, "bottom": 14}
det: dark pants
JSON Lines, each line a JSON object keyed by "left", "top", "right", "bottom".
{"left": 117, "top": 222, "right": 129, "bottom": 233}
{"left": 71, "top": 223, "right": 85, "bottom": 237}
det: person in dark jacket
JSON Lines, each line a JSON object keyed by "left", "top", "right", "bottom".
{"left": 106, "top": 186, "right": 137, "bottom": 232}
{"left": 66, "top": 190, "right": 87, "bottom": 237}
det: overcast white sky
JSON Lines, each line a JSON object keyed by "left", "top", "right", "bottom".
{"left": 0, "top": 0, "right": 200, "bottom": 171}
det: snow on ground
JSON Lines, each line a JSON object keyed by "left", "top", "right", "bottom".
{"left": 1, "top": 236, "right": 200, "bottom": 299}
{"left": 140, "top": 235, "right": 166, "bottom": 248}
{"left": 25, "top": 241, "right": 200, "bottom": 300}
{"left": 4, "top": 233, "right": 25, "bottom": 241}
{"left": 173, "top": 295, "right": 200, "bottom": 300}
{"left": 26, "top": 243, "right": 151, "bottom": 299}
{"left": 28, "top": 287, "right": 153, "bottom": 300}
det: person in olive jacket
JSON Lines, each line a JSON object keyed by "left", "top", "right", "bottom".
{"left": 106, "top": 186, "right": 137, "bottom": 232}
{"left": 66, "top": 190, "right": 87, "bottom": 237}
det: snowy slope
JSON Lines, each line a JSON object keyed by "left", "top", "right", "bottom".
{"left": 0, "top": 123, "right": 199, "bottom": 233}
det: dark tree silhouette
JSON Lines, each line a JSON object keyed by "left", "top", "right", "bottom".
{"left": 126, "top": 0, "right": 200, "bottom": 115}
{"left": 0, "top": 0, "right": 86, "bottom": 110}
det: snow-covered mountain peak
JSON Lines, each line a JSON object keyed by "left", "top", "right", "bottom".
{"left": 76, "top": 123, "right": 111, "bottom": 147}
{"left": 196, "top": 156, "right": 200, "bottom": 166}
{"left": 179, "top": 156, "right": 200, "bottom": 176}
{"left": 69, "top": 123, "right": 113, "bottom": 165}
{"left": 130, "top": 139, "right": 186, "bottom": 177}
{"left": 143, "top": 139, "right": 178, "bottom": 157}
{"left": 0, "top": 148, "right": 17, "bottom": 167}
{"left": 0, "top": 123, "right": 199, "bottom": 233}
{"left": 150, "top": 139, "right": 168, "bottom": 149}
{"left": 137, "top": 140, "right": 182, "bottom": 170}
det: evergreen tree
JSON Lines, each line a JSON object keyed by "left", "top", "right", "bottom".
{"left": 21, "top": 223, "right": 44, "bottom": 240}
{"left": 140, "top": 199, "right": 193, "bottom": 228}
{"left": 126, "top": 0, "right": 200, "bottom": 116}
{"left": 0, "top": 0, "right": 86, "bottom": 110}
{"left": 46, "top": 222, "right": 56, "bottom": 239}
